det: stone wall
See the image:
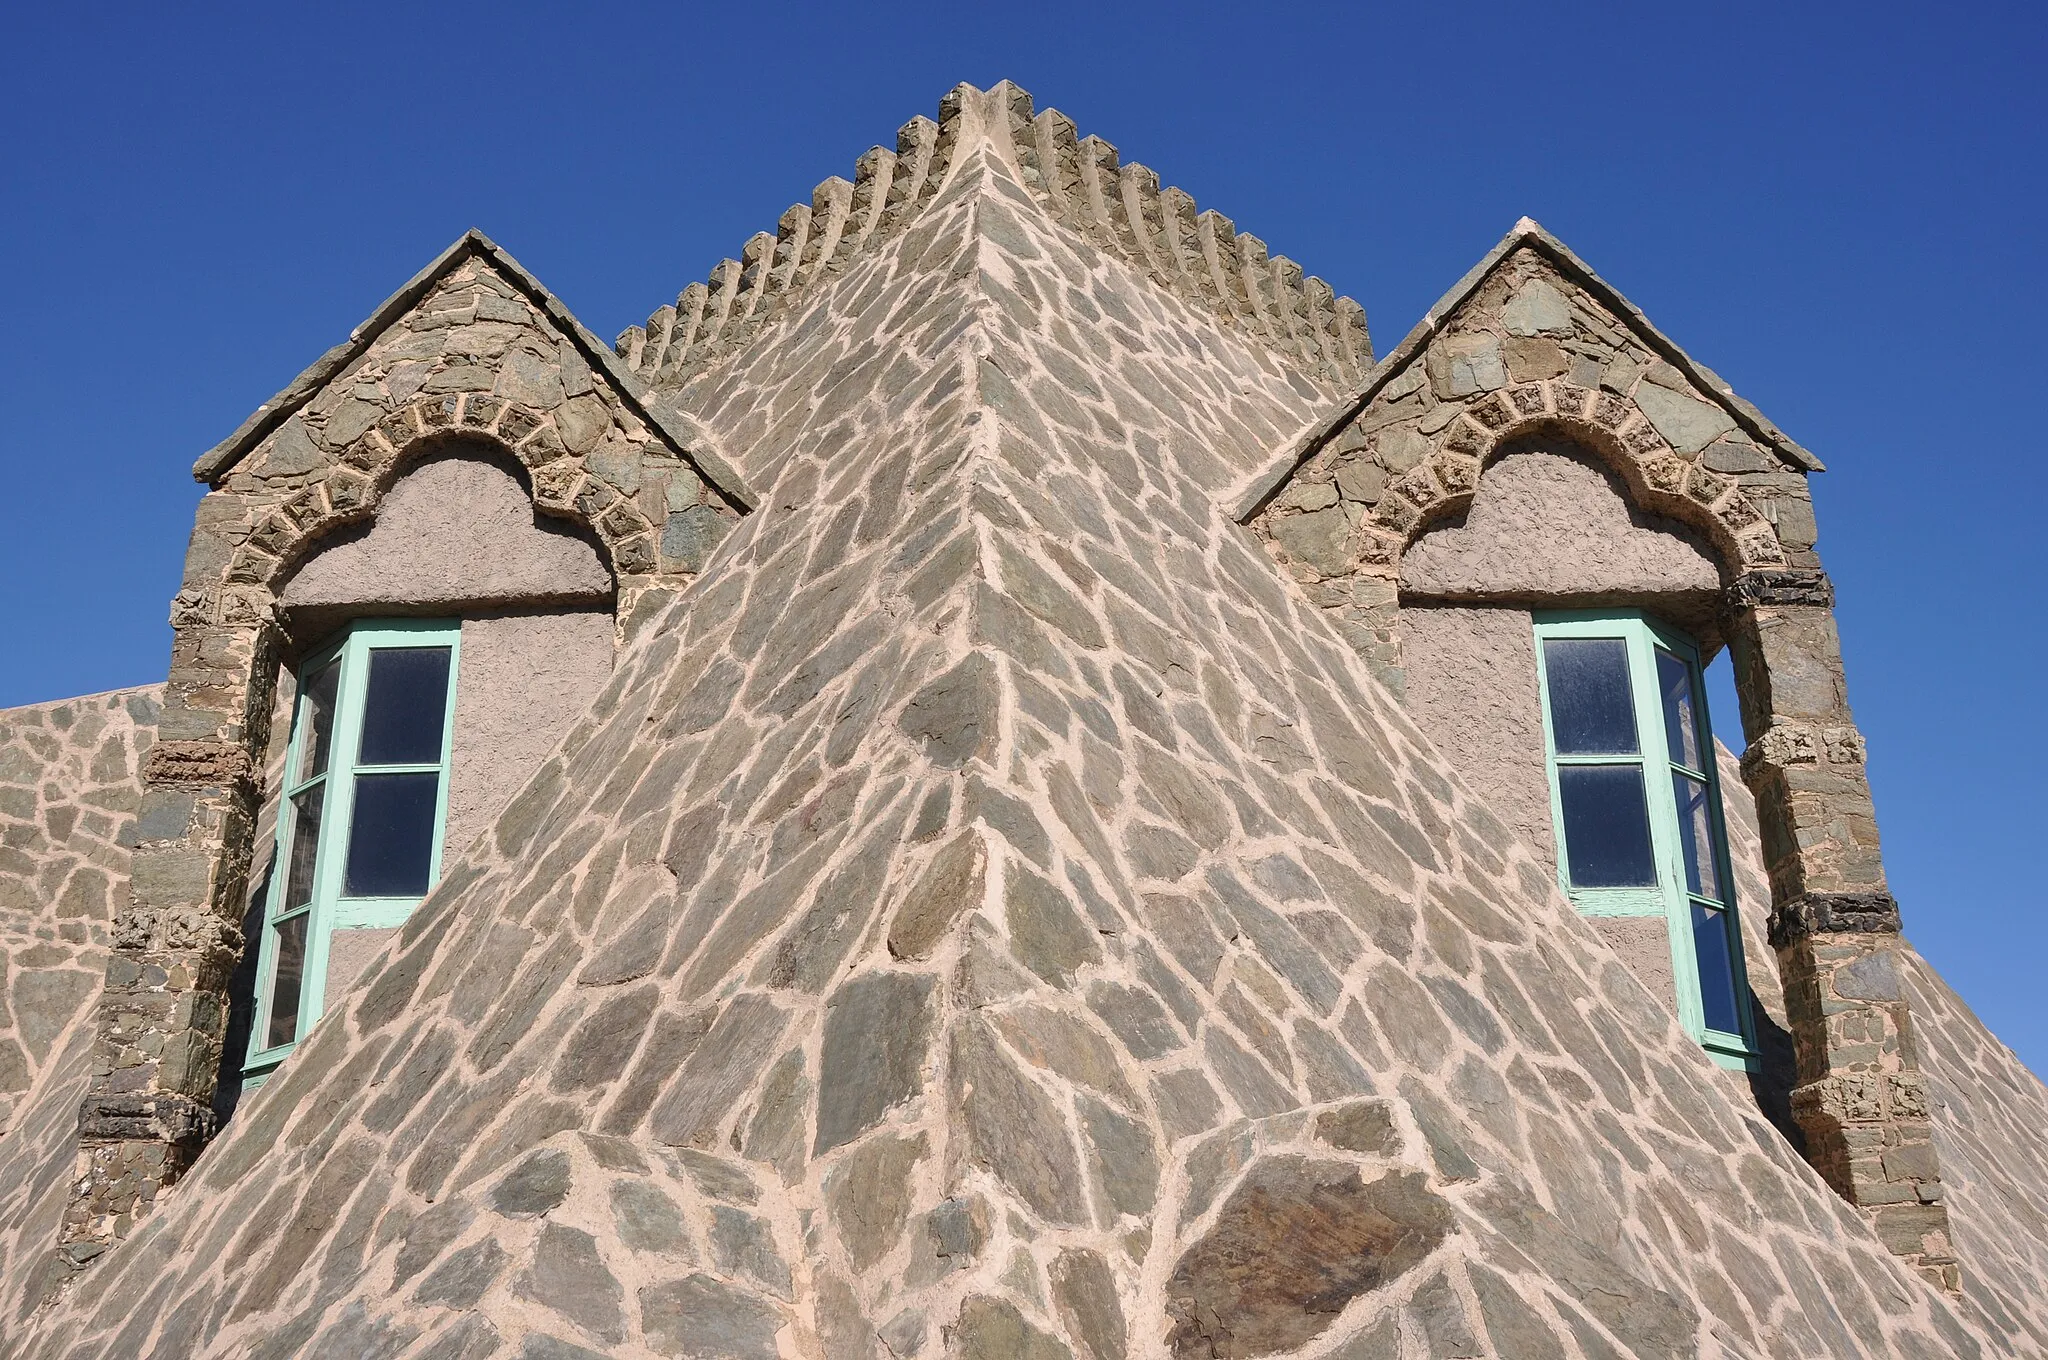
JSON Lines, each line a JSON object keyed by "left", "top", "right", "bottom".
{"left": 0, "top": 687, "right": 157, "bottom": 1315}
{"left": 1901, "top": 949, "right": 2048, "bottom": 1353}
{"left": 10, "top": 80, "right": 2045, "bottom": 1355}
{"left": 1725, "top": 740, "right": 2048, "bottom": 1348}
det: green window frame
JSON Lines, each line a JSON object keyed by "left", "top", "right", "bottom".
{"left": 244, "top": 619, "right": 461, "bottom": 1085}
{"left": 1533, "top": 610, "right": 1757, "bottom": 1070}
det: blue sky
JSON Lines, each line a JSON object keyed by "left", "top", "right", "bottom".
{"left": 3, "top": 3, "right": 2043, "bottom": 1069}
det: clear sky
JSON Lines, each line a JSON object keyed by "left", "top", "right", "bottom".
{"left": 3, "top": 3, "right": 2043, "bottom": 1069}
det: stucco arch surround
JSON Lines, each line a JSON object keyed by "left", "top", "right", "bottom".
{"left": 271, "top": 432, "right": 616, "bottom": 642}
{"left": 1400, "top": 430, "right": 1723, "bottom": 594}
{"left": 226, "top": 392, "right": 656, "bottom": 602}
{"left": 1249, "top": 373, "right": 1790, "bottom": 692}
{"left": 1364, "top": 379, "right": 1783, "bottom": 579}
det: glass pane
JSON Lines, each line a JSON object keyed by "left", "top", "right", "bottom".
{"left": 1544, "top": 638, "right": 1639, "bottom": 754}
{"left": 1558, "top": 765, "right": 1657, "bottom": 887}
{"left": 282, "top": 786, "right": 325, "bottom": 909}
{"left": 1672, "top": 773, "right": 1721, "bottom": 899}
{"left": 294, "top": 660, "right": 342, "bottom": 784}
{"left": 1691, "top": 903, "right": 1745, "bottom": 1035}
{"left": 265, "top": 913, "right": 308, "bottom": 1049}
{"left": 344, "top": 771, "right": 440, "bottom": 897}
{"left": 356, "top": 647, "right": 453, "bottom": 766}
{"left": 1658, "top": 650, "right": 1705, "bottom": 771}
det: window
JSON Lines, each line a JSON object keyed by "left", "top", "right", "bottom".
{"left": 245, "top": 620, "right": 460, "bottom": 1083}
{"left": 1533, "top": 611, "right": 1755, "bottom": 1069}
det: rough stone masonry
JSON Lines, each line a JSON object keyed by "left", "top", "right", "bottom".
{"left": 0, "top": 81, "right": 2041, "bottom": 1358}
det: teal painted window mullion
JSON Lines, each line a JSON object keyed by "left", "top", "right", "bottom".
{"left": 1669, "top": 627, "right": 1755, "bottom": 1059}
{"left": 1533, "top": 609, "right": 1756, "bottom": 1071}
{"left": 1632, "top": 626, "right": 1709, "bottom": 1046}
{"left": 299, "top": 628, "right": 374, "bottom": 1027}
{"left": 246, "top": 632, "right": 346, "bottom": 1075}
{"left": 244, "top": 619, "right": 459, "bottom": 1086}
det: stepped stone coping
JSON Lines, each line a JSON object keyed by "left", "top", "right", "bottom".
{"left": 616, "top": 81, "right": 1373, "bottom": 392}
{"left": 190, "top": 230, "right": 759, "bottom": 511}
{"left": 1227, "top": 217, "right": 1823, "bottom": 524}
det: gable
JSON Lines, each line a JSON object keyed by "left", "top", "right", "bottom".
{"left": 192, "top": 230, "right": 756, "bottom": 511}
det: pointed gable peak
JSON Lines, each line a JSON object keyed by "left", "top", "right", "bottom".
{"left": 193, "top": 229, "right": 756, "bottom": 508}
{"left": 1396, "top": 217, "right": 1820, "bottom": 472}
{"left": 618, "top": 81, "right": 1373, "bottom": 394}
{"left": 1229, "top": 217, "right": 1820, "bottom": 522}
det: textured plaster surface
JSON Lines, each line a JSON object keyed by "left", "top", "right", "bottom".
{"left": 278, "top": 449, "right": 612, "bottom": 613}
{"left": 10, "top": 114, "right": 2024, "bottom": 1359}
{"left": 0, "top": 688, "right": 157, "bottom": 1323}
{"left": 323, "top": 928, "right": 398, "bottom": 1012}
{"left": 1590, "top": 917, "right": 1678, "bottom": 1017}
{"left": 1397, "top": 605, "right": 1555, "bottom": 871}
{"left": 444, "top": 608, "right": 616, "bottom": 864}
{"left": 1401, "top": 441, "right": 1721, "bottom": 602}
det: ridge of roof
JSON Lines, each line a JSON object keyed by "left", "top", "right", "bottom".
{"left": 1228, "top": 217, "right": 1823, "bottom": 522}
{"left": 190, "top": 230, "right": 758, "bottom": 510}
{"left": 617, "top": 81, "right": 1373, "bottom": 393}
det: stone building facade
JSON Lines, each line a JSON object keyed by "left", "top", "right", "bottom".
{"left": 0, "top": 82, "right": 2043, "bottom": 1357}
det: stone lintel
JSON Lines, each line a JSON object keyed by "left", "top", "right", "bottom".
{"left": 1725, "top": 568, "right": 1833, "bottom": 610}
{"left": 1769, "top": 891, "right": 1902, "bottom": 948}
{"left": 139, "top": 740, "right": 258, "bottom": 790}
{"left": 76, "top": 1094, "right": 215, "bottom": 1148}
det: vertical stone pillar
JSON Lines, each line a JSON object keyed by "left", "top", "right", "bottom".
{"left": 1726, "top": 570, "right": 1959, "bottom": 1292}
{"left": 60, "top": 567, "right": 276, "bottom": 1260}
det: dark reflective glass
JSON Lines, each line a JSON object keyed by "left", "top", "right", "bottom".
{"left": 1658, "top": 650, "right": 1705, "bottom": 770}
{"left": 1692, "top": 903, "right": 1745, "bottom": 1035}
{"left": 283, "top": 787, "right": 325, "bottom": 909}
{"left": 1672, "top": 773, "right": 1721, "bottom": 898}
{"left": 356, "top": 647, "right": 452, "bottom": 766}
{"left": 343, "top": 772, "right": 440, "bottom": 897}
{"left": 1559, "top": 765, "right": 1656, "bottom": 887}
{"left": 266, "top": 913, "right": 308, "bottom": 1049}
{"left": 1544, "top": 638, "right": 1639, "bottom": 754}
{"left": 295, "top": 661, "right": 341, "bottom": 784}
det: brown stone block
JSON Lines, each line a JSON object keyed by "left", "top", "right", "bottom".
{"left": 141, "top": 740, "right": 254, "bottom": 790}
{"left": 1870, "top": 1203, "right": 1955, "bottom": 1260}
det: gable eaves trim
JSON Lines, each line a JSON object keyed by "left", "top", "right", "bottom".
{"left": 190, "top": 229, "right": 759, "bottom": 512}
{"left": 1228, "top": 217, "right": 1822, "bottom": 524}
